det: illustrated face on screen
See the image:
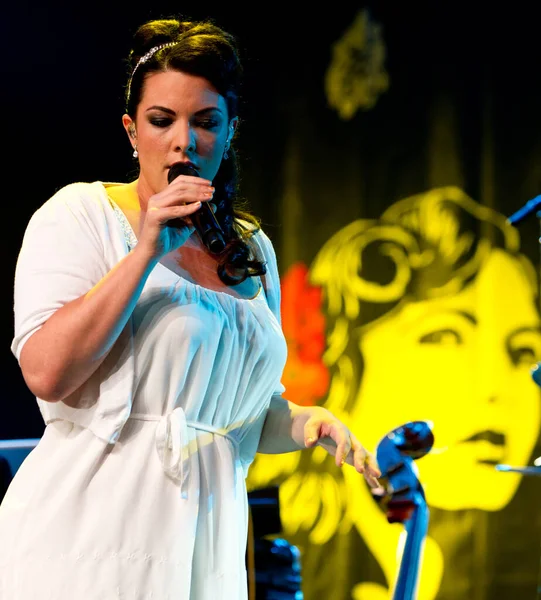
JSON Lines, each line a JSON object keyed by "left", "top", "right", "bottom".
{"left": 353, "top": 249, "right": 541, "bottom": 510}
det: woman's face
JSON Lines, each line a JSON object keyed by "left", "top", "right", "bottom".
{"left": 125, "top": 70, "right": 233, "bottom": 195}
{"left": 354, "top": 250, "right": 541, "bottom": 511}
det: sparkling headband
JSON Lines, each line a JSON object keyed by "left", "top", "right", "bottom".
{"left": 126, "top": 41, "right": 179, "bottom": 102}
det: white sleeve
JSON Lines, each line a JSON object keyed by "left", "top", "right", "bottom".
{"left": 11, "top": 184, "right": 109, "bottom": 360}
{"left": 254, "top": 228, "right": 286, "bottom": 397}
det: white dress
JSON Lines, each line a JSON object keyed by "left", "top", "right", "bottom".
{"left": 0, "top": 182, "right": 288, "bottom": 600}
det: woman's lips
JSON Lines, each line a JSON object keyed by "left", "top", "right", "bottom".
{"left": 463, "top": 430, "right": 506, "bottom": 445}
{"left": 461, "top": 431, "right": 506, "bottom": 465}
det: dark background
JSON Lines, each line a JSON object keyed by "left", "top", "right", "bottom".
{"left": 3, "top": 1, "right": 541, "bottom": 441}
{"left": 4, "top": 4, "right": 541, "bottom": 599}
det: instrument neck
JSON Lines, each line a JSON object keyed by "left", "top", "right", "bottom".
{"left": 391, "top": 499, "right": 430, "bottom": 600}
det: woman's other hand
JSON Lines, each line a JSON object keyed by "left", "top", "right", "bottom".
{"left": 303, "top": 407, "right": 381, "bottom": 488}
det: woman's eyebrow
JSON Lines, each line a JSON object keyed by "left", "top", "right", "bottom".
{"left": 144, "top": 105, "right": 224, "bottom": 116}
{"left": 145, "top": 105, "right": 176, "bottom": 115}
{"left": 455, "top": 310, "right": 476, "bottom": 325}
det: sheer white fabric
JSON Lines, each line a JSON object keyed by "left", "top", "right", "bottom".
{"left": 0, "top": 182, "right": 287, "bottom": 599}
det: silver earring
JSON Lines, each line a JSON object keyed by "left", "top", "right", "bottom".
{"left": 223, "top": 143, "right": 230, "bottom": 160}
{"left": 133, "top": 145, "right": 138, "bottom": 158}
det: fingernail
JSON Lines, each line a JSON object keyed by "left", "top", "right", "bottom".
{"left": 306, "top": 437, "right": 315, "bottom": 446}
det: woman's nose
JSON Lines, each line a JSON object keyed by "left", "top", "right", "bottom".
{"left": 475, "top": 344, "right": 513, "bottom": 404}
{"left": 175, "top": 125, "right": 196, "bottom": 154}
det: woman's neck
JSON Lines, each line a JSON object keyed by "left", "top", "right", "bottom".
{"left": 135, "top": 177, "right": 155, "bottom": 212}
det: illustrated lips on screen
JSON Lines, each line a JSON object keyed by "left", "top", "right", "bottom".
{"left": 463, "top": 430, "right": 506, "bottom": 465}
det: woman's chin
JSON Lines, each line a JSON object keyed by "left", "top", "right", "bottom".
{"left": 424, "top": 466, "right": 520, "bottom": 512}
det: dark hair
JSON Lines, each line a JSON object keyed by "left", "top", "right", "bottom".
{"left": 310, "top": 186, "right": 537, "bottom": 412}
{"left": 124, "top": 17, "right": 266, "bottom": 286}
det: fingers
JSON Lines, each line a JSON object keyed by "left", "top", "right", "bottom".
{"left": 149, "top": 203, "right": 202, "bottom": 231}
{"left": 304, "top": 421, "right": 321, "bottom": 448}
{"left": 362, "top": 452, "right": 381, "bottom": 484}
{"left": 349, "top": 434, "right": 381, "bottom": 489}
{"left": 364, "top": 451, "right": 381, "bottom": 479}
{"left": 302, "top": 415, "right": 382, "bottom": 489}
{"left": 147, "top": 179, "right": 215, "bottom": 229}
{"left": 168, "top": 175, "right": 215, "bottom": 197}
{"left": 167, "top": 184, "right": 214, "bottom": 207}
{"left": 335, "top": 433, "right": 352, "bottom": 468}
{"left": 152, "top": 177, "right": 215, "bottom": 211}
{"left": 305, "top": 418, "right": 352, "bottom": 466}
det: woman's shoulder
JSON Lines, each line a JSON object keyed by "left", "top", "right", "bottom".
{"left": 32, "top": 181, "right": 109, "bottom": 221}
{"left": 46, "top": 180, "right": 107, "bottom": 205}
{"left": 20, "top": 182, "right": 116, "bottom": 243}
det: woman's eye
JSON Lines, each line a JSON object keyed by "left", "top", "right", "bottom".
{"left": 419, "top": 329, "right": 462, "bottom": 345}
{"left": 195, "top": 119, "right": 219, "bottom": 129}
{"left": 150, "top": 118, "right": 172, "bottom": 128}
{"left": 510, "top": 346, "right": 537, "bottom": 366}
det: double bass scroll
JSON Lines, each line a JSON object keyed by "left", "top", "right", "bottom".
{"left": 372, "top": 421, "right": 435, "bottom": 600}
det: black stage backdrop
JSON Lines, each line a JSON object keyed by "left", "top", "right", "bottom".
{"left": 3, "top": 3, "right": 541, "bottom": 599}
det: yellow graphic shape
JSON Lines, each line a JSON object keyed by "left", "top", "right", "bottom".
{"left": 325, "top": 8, "right": 390, "bottom": 119}
{"left": 357, "top": 249, "right": 541, "bottom": 511}
{"left": 248, "top": 187, "right": 541, "bottom": 600}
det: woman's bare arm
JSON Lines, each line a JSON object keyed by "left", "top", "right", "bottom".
{"left": 20, "top": 244, "right": 158, "bottom": 403}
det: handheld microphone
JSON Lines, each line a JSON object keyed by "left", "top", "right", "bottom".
{"left": 167, "top": 163, "right": 226, "bottom": 254}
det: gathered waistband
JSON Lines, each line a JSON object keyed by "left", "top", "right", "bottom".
{"left": 128, "top": 408, "right": 239, "bottom": 499}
